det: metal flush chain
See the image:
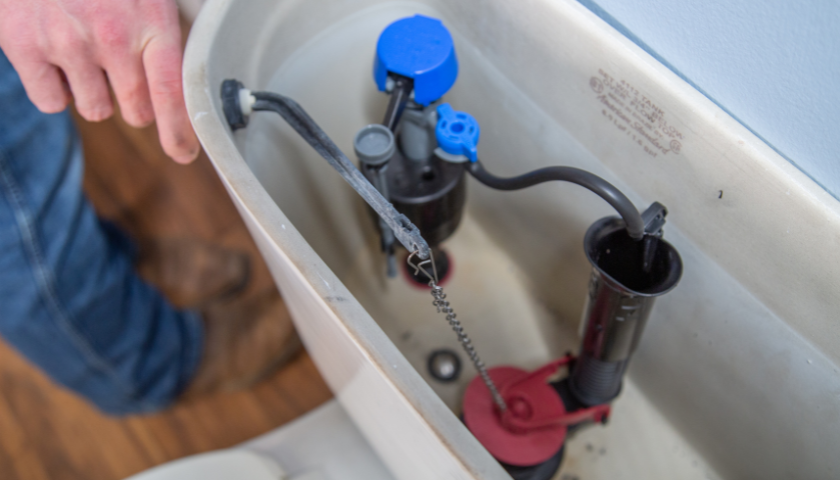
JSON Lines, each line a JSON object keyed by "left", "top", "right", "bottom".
{"left": 407, "top": 251, "right": 508, "bottom": 412}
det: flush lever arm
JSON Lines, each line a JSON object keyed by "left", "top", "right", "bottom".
{"left": 220, "top": 79, "right": 430, "bottom": 259}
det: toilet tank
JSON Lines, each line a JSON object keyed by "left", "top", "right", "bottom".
{"left": 183, "top": 1, "right": 840, "bottom": 479}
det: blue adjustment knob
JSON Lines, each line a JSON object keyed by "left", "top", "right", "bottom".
{"left": 435, "top": 104, "right": 480, "bottom": 162}
{"left": 374, "top": 15, "right": 458, "bottom": 106}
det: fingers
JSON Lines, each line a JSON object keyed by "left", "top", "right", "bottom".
{"left": 61, "top": 62, "right": 114, "bottom": 122}
{"left": 2, "top": 0, "right": 199, "bottom": 163}
{"left": 13, "top": 61, "right": 71, "bottom": 114}
{"left": 0, "top": 6, "right": 70, "bottom": 114}
{"left": 4, "top": 11, "right": 112, "bottom": 121}
{"left": 104, "top": 56, "right": 155, "bottom": 128}
{"left": 142, "top": 37, "right": 200, "bottom": 164}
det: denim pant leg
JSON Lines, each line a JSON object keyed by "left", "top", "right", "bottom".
{"left": 0, "top": 50, "right": 203, "bottom": 415}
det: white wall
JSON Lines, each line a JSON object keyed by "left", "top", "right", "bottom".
{"left": 578, "top": 0, "right": 840, "bottom": 198}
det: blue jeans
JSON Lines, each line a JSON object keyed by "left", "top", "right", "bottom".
{"left": 0, "top": 50, "right": 203, "bottom": 415}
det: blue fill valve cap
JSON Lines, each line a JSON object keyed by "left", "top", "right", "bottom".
{"left": 435, "top": 104, "right": 480, "bottom": 162}
{"left": 374, "top": 15, "right": 458, "bottom": 106}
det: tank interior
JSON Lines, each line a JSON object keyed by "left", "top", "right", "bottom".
{"left": 207, "top": 1, "right": 840, "bottom": 478}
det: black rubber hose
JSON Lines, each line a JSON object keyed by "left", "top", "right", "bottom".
{"left": 467, "top": 160, "right": 645, "bottom": 240}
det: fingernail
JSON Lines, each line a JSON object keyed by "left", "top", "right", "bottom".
{"left": 175, "top": 147, "right": 200, "bottom": 164}
{"left": 38, "top": 100, "right": 68, "bottom": 114}
{"left": 86, "top": 105, "right": 114, "bottom": 122}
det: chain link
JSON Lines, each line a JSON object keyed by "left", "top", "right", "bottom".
{"left": 408, "top": 250, "right": 507, "bottom": 411}
{"left": 424, "top": 279, "right": 507, "bottom": 413}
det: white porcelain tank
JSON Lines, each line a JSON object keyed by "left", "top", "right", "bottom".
{"left": 183, "top": 1, "right": 840, "bottom": 479}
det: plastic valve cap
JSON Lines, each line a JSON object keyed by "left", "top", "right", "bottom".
{"left": 354, "top": 124, "right": 395, "bottom": 166}
{"left": 435, "top": 104, "right": 480, "bottom": 162}
{"left": 374, "top": 15, "right": 458, "bottom": 106}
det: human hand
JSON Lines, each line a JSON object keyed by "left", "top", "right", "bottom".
{"left": 0, "top": 0, "right": 200, "bottom": 163}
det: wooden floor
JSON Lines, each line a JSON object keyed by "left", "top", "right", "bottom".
{"left": 0, "top": 86, "right": 332, "bottom": 478}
